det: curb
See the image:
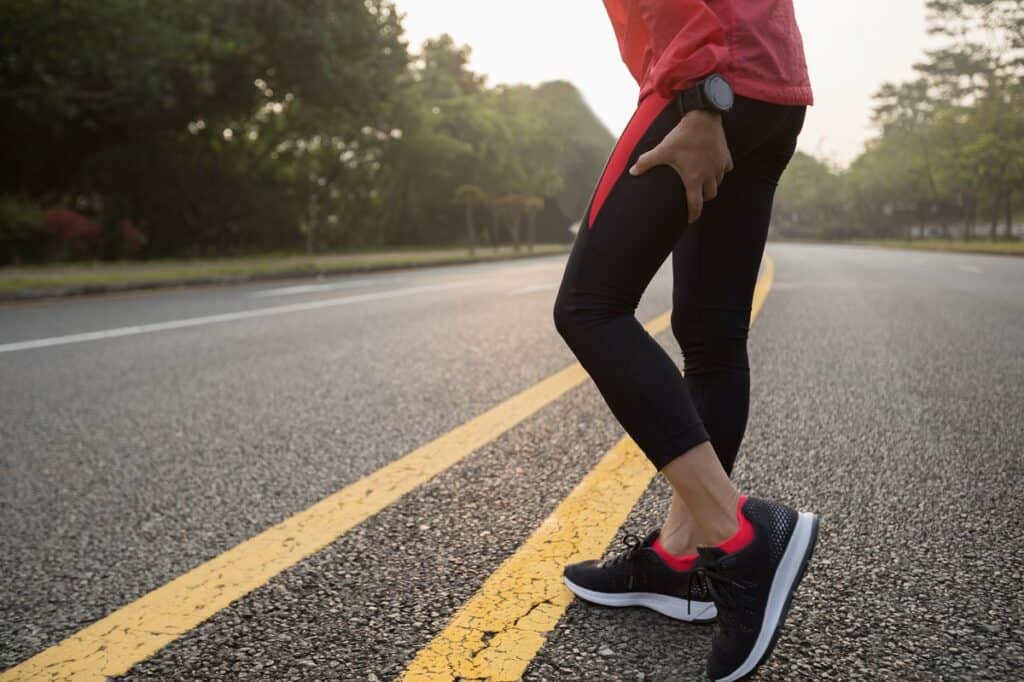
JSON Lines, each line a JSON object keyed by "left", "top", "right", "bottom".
{"left": 847, "top": 242, "right": 1024, "bottom": 258}
{"left": 0, "top": 247, "right": 572, "bottom": 304}
{"left": 770, "top": 239, "right": 1024, "bottom": 258}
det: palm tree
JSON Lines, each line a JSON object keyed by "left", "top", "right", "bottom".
{"left": 453, "top": 184, "right": 487, "bottom": 255}
{"left": 496, "top": 193, "right": 529, "bottom": 251}
{"left": 523, "top": 196, "right": 544, "bottom": 252}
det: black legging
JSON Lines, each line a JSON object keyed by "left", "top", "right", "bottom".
{"left": 553, "top": 92, "right": 805, "bottom": 473}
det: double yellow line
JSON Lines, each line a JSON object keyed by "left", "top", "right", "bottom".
{"left": 401, "top": 256, "right": 775, "bottom": 680}
{"left": 1, "top": 257, "right": 774, "bottom": 681}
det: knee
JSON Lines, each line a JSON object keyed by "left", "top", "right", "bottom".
{"left": 552, "top": 292, "right": 581, "bottom": 346}
{"left": 553, "top": 289, "right": 620, "bottom": 352}
{"left": 670, "top": 307, "right": 700, "bottom": 357}
{"left": 671, "top": 308, "right": 750, "bottom": 374}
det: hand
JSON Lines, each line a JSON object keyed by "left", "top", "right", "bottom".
{"left": 629, "top": 110, "right": 734, "bottom": 223}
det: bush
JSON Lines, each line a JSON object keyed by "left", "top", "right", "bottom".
{"left": 36, "top": 209, "right": 103, "bottom": 262}
{"left": 0, "top": 196, "right": 46, "bottom": 265}
{"left": 0, "top": 202, "right": 148, "bottom": 265}
{"left": 118, "top": 218, "right": 146, "bottom": 258}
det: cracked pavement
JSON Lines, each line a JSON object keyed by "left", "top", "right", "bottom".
{"left": 2, "top": 243, "right": 1023, "bottom": 680}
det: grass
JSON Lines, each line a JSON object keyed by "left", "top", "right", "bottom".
{"left": 0, "top": 244, "right": 571, "bottom": 297}
{"left": 852, "top": 239, "right": 1024, "bottom": 256}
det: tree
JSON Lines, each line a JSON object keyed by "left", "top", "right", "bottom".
{"left": 0, "top": 6, "right": 613, "bottom": 263}
{"left": 453, "top": 184, "right": 487, "bottom": 254}
{"left": 770, "top": 0, "right": 1024, "bottom": 243}
{"left": 773, "top": 153, "right": 845, "bottom": 239}
{"left": 495, "top": 193, "right": 527, "bottom": 251}
{"left": 523, "top": 196, "right": 544, "bottom": 252}
{"left": 0, "top": 0, "right": 407, "bottom": 257}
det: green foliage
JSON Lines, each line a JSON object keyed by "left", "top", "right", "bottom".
{"left": 0, "top": 196, "right": 45, "bottom": 264}
{"left": 775, "top": 0, "right": 1023, "bottom": 241}
{"left": 353, "top": 48, "right": 610, "bottom": 250}
{"left": 0, "top": 0, "right": 407, "bottom": 260}
{"left": 773, "top": 153, "right": 845, "bottom": 239}
{"left": 0, "top": 5, "right": 608, "bottom": 264}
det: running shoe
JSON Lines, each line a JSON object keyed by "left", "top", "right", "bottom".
{"left": 695, "top": 497, "right": 819, "bottom": 682}
{"left": 562, "top": 528, "right": 717, "bottom": 623}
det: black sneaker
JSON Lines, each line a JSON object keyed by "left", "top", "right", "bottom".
{"left": 562, "top": 528, "right": 717, "bottom": 623}
{"left": 694, "top": 497, "right": 819, "bottom": 682}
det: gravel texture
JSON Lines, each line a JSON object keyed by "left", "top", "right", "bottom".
{"left": 2, "top": 244, "right": 1022, "bottom": 680}
{"left": 526, "top": 244, "right": 1024, "bottom": 681}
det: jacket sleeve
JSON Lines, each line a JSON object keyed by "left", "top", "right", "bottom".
{"left": 602, "top": 0, "right": 649, "bottom": 86}
{"left": 639, "top": 0, "right": 730, "bottom": 98}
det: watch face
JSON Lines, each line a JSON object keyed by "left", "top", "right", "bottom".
{"left": 705, "top": 75, "right": 734, "bottom": 111}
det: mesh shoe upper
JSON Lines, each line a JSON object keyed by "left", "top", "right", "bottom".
{"left": 695, "top": 497, "right": 800, "bottom": 680}
{"left": 564, "top": 528, "right": 711, "bottom": 602}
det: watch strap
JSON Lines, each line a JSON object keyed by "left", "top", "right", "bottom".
{"left": 677, "top": 85, "right": 706, "bottom": 116}
{"left": 675, "top": 74, "right": 731, "bottom": 116}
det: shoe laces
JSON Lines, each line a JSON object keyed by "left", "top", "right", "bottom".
{"left": 602, "top": 532, "right": 646, "bottom": 568}
{"left": 688, "top": 556, "right": 750, "bottom": 629}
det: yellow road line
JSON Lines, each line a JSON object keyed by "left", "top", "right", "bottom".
{"left": 399, "top": 255, "right": 775, "bottom": 681}
{"left": 1, "top": 294, "right": 684, "bottom": 680}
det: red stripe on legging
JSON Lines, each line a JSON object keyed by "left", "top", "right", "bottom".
{"left": 587, "top": 92, "right": 671, "bottom": 230}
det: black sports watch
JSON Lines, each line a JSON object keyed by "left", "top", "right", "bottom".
{"left": 675, "top": 73, "right": 734, "bottom": 117}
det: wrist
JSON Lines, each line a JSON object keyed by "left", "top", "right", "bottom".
{"left": 687, "top": 109, "right": 722, "bottom": 120}
{"left": 675, "top": 74, "right": 734, "bottom": 117}
{"left": 680, "top": 109, "right": 723, "bottom": 129}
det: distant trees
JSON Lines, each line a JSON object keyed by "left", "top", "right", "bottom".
{"left": 1, "top": 0, "right": 408, "bottom": 261}
{"left": 773, "top": 0, "right": 1023, "bottom": 241}
{"left": 453, "top": 185, "right": 487, "bottom": 254}
{"left": 0, "top": 2, "right": 612, "bottom": 264}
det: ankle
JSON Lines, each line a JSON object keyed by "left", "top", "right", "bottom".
{"left": 655, "top": 530, "right": 696, "bottom": 557}
{"left": 652, "top": 536, "right": 698, "bottom": 571}
{"left": 711, "top": 495, "right": 754, "bottom": 554}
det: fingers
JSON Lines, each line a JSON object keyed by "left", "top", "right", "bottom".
{"left": 629, "top": 148, "right": 658, "bottom": 176}
{"left": 717, "top": 154, "right": 734, "bottom": 184}
{"left": 685, "top": 181, "right": 703, "bottom": 223}
{"left": 703, "top": 177, "right": 719, "bottom": 203}
{"left": 629, "top": 142, "right": 728, "bottom": 223}
{"left": 647, "top": 162, "right": 705, "bottom": 223}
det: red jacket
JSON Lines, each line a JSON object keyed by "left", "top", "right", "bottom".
{"left": 603, "top": 0, "right": 813, "bottom": 106}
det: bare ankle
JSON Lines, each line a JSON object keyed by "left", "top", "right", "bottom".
{"left": 701, "top": 489, "right": 742, "bottom": 545}
{"left": 659, "top": 441, "right": 744, "bottom": 548}
{"left": 658, "top": 523, "right": 697, "bottom": 556}
{"left": 702, "top": 514, "right": 740, "bottom": 547}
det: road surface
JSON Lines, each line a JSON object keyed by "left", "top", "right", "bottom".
{"left": 1, "top": 243, "right": 1021, "bottom": 680}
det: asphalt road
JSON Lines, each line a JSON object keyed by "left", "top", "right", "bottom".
{"left": 1, "top": 242, "right": 1022, "bottom": 680}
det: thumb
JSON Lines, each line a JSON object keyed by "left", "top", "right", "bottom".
{"left": 629, "top": 148, "right": 658, "bottom": 176}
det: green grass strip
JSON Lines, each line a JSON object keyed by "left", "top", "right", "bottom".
{"left": 0, "top": 244, "right": 571, "bottom": 297}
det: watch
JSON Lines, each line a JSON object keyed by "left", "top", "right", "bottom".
{"left": 675, "top": 73, "right": 734, "bottom": 116}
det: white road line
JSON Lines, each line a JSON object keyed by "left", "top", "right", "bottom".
{"left": 0, "top": 280, "right": 485, "bottom": 354}
{"left": 957, "top": 264, "right": 982, "bottom": 273}
{"left": 507, "top": 283, "right": 558, "bottom": 296}
{"left": 250, "top": 279, "right": 382, "bottom": 297}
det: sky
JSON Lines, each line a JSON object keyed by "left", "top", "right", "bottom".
{"left": 391, "top": 1, "right": 930, "bottom": 167}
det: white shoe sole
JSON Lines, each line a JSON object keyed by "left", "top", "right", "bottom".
{"left": 563, "top": 576, "right": 717, "bottom": 623}
{"left": 715, "top": 511, "right": 820, "bottom": 682}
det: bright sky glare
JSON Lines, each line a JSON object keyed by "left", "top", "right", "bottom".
{"left": 392, "top": 1, "right": 929, "bottom": 167}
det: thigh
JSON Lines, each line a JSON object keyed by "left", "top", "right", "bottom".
{"left": 672, "top": 102, "right": 805, "bottom": 326}
{"left": 670, "top": 164, "right": 777, "bottom": 327}
{"left": 558, "top": 93, "right": 686, "bottom": 312}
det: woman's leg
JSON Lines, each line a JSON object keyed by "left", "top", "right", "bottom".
{"left": 554, "top": 93, "right": 801, "bottom": 545}
{"left": 657, "top": 104, "right": 806, "bottom": 554}
{"left": 553, "top": 93, "right": 712, "bottom": 476}
{"left": 559, "top": 95, "right": 817, "bottom": 681}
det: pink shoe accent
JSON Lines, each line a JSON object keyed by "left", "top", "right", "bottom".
{"left": 717, "top": 495, "right": 755, "bottom": 554}
{"left": 652, "top": 536, "right": 698, "bottom": 572}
